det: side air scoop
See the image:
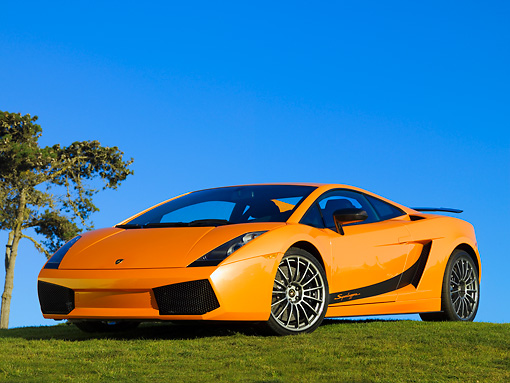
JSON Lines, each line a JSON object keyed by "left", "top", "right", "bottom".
{"left": 411, "top": 207, "right": 463, "bottom": 213}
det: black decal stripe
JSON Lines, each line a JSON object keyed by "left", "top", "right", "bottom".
{"left": 329, "top": 241, "right": 432, "bottom": 305}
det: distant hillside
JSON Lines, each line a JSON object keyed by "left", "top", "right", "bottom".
{"left": 0, "top": 320, "right": 508, "bottom": 382}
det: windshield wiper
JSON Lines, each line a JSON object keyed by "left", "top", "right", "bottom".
{"left": 118, "top": 220, "right": 231, "bottom": 229}
{"left": 115, "top": 224, "right": 143, "bottom": 229}
{"left": 143, "top": 222, "right": 190, "bottom": 228}
{"left": 187, "top": 219, "right": 231, "bottom": 227}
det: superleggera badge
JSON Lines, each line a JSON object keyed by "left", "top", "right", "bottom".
{"left": 336, "top": 292, "right": 360, "bottom": 301}
{"left": 115, "top": 259, "right": 124, "bottom": 265}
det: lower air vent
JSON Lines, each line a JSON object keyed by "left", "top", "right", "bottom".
{"left": 153, "top": 279, "right": 220, "bottom": 315}
{"left": 38, "top": 281, "right": 75, "bottom": 314}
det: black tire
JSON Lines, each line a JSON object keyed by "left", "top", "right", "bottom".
{"left": 420, "top": 250, "right": 479, "bottom": 322}
{"left": 265, "top": 248, "right": 329, "bottom": 335}
{"left": 419, "top": 312, "right": 445, "bottom": 322}
{"left": 73, "top": 320, "right": 140, "bottom": 333}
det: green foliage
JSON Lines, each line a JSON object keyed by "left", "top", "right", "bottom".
{"left": 33, "top": 211, "right": 81, "bottom": 255}
{"left": 0, "top": 110, "right": 134, "bottom": 255}
{"left": 0, "top": 320, "right": 508, "bottom": 382}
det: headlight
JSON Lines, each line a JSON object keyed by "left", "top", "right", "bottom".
{"left": 44, "top": 236, "right": 81, "bottom": 269}
{"left": 188, "top": 231, "right": 267, "bottom": 267}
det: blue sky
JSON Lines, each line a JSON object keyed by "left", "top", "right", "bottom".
{"left": 0, "top": 1, "right": 508, "bottom": 328}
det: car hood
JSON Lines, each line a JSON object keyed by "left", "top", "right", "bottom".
{"left": 57, "top": 222, "right": 285, "bottom": 270}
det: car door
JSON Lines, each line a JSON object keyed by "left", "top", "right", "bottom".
{"left": 303, "top": 190, "right": 412, "bottom": 305}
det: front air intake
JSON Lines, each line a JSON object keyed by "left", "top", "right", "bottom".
{"left": 38, "top": 281, "right": 75, "bottom": 314}
{"left": 153, "top": 279, "right": 220, "bottom": 315}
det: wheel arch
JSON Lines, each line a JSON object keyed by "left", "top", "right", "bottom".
{"left": 286, "top": 241, "right": 325, "bottom": 271}
{"left": 453, "top": 243, "right": 481, "bottom": 278}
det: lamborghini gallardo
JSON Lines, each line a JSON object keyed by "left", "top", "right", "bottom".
{"left": 38, "top": 184, "right": 481, "bottom": 335}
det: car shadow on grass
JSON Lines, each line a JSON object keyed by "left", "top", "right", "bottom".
{"left": 0, "top": 318, "right": 409, "bottom": 341}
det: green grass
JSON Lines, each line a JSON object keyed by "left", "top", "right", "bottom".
{"left": 0, "top": 320, "right": 508, "bottom": 382}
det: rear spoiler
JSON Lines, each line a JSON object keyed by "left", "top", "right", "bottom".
{"left": 411, "top": 207, "right": 463, "bottom": 213}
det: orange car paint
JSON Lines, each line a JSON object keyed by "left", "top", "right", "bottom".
{"left": 38, "top": 184, "right": 480, "bottom": 322}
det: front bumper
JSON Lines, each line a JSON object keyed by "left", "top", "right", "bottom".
{"left": 38, "top": 253, "right": 281, "bottom": 322}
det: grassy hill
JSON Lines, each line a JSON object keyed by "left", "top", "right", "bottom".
{"left": 0, "top": 320, "right": 508, "bottom": 382}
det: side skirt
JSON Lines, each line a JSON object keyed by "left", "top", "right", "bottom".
{"left": 325, "top": 298, "right": 441, "bottom": 318}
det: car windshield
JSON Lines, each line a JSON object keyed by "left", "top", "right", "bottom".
{"left": 121, "top": 185, "right": 316, "bottom": 228}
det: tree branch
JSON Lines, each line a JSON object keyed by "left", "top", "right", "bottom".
{"left": 64, "top": 174, "right": 87, "bottom": 227}
{"left": 21, "top": 234, "right": 50, "bottom": 258}
{"left": 35, "top": 155, "right": 89, "bottom": 186}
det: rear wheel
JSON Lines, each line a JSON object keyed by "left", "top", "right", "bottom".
{"left": 73, "top": 320, "right": 140, "bottom": 333}
{"left": 420, "top": 250, "right": 479, "bottom": 322}
{"left": 266, "top": 248, "right": 328, "bottom": 335}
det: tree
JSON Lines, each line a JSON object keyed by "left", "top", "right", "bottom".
{"left": 0, "top": 111, "right": 134, "bottom": 328}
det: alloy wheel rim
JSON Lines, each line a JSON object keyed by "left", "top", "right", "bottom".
{"left": 450, "top": 258, "right": 479, "bottom": 319}
{"left": 270, "top": 255, "right": 326, "bottom": 331}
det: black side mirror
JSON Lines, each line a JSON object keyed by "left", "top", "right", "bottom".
{"left": 333, "top": 208, "right": 368, "bottom": 235}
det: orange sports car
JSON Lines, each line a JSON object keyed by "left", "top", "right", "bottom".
{"left": 38, "top": 184, "right": 481, "bottom": 335}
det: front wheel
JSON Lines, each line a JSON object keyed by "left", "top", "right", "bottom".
{"left": 420, "top": 250, "right": 479, "bottom": 322}
{"left": 266, "top": 248, "right": 329, "bottom": 335}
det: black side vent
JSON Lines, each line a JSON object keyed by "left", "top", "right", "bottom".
{"left": 38, "top": 281, "right": 75, "bottom": 314}
{"left": 153, "top": 279, "right": 220, "bottom": 315}
{"left": 409, "top": 215, "right": 426, "bottom": 221}
{"left": 410, "top": 242, "right": 432, "bottom": 288}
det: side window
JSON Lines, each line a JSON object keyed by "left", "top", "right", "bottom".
{"left": 365, "top": 195, "right": 405, "bottom": 221}
{"left": 304, "top": 190, "right": 377, "bottom": 230}
{"left": 300, "top": 203, "right": 324, "bottom": 228}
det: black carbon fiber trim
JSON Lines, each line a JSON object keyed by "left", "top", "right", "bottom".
{"left": 38, "top": 281, "right": 75, "bottom": 314}
{"left": 153, "top": 279, "right": 220, "bottom": 315}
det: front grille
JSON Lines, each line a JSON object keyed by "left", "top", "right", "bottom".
{"left": 38, "top": 281, "right": 75, "bottom": 314}
{"left": 153, "top": 279, "right": 220, "bottom": 315}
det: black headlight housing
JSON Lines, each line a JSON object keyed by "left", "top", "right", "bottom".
{"left": 188, "top": 231, "right": 267, "bottom": 267}
{"left": 44, "top": 236, "right": 81, "bottom": 269}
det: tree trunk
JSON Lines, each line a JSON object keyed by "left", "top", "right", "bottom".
{"left": 1, "top": 231, "right": 20, "bottom": 329}
{"left": 1, "top": 189, "right": 27, "bottom": 329}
